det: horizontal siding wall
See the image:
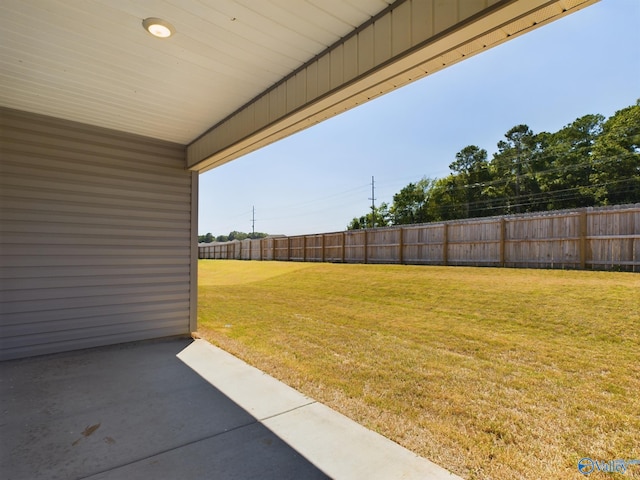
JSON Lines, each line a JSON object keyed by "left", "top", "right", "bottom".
{"left": 0, "top": 108, "right": 193, "bottom": 360}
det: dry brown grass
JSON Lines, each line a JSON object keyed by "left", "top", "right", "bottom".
{"left": 198, "top": 260, "right": 640, "bottom": 479}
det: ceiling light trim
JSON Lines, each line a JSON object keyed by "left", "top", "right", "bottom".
{"left": 142, "top": 17, "right": 175, "bottom": 38}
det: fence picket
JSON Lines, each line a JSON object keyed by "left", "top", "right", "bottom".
{"left": 199, "top": 205, "right": 640, "bottom": 271}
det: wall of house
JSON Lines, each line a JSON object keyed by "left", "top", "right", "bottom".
{"left": 0, "top": 108, "right": 196, "bottom": 360}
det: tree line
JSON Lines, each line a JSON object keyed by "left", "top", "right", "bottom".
{"left": 198, "top": 231, "right": 268, "bottom": 243}
{"left": 348, "top": 101, "right": 640, "bottom": 229}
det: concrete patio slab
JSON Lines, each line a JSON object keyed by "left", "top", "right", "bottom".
{"left": 83, "top": 421, "right": 327, "bottom": 480}
{"left": 0, "top": 337, "right": 462, "bottom": 480}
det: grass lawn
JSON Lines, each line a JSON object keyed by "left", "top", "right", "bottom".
{"left": 197, "top": 260, "right": 640, "bottom": 480}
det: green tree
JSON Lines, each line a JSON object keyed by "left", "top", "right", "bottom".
{"left": 491, "top": 124, "right": 540, "bottom": 213}
{"left": 535, "top": 114, "right": 604, "bottom": 209}
{"left": 449, "top": 145, "right": 491, "bottom": 218}
{"left": 590, "top": 101, "right": 640, "bottom": 205}
{"left": 450, "top": 145, "right": 488, "bottom": 174}
{"left": 346, "top": 217, "right": 364, "bottom": 230}
{"left": 424, "top": 176, "right": 467, "bottom": 221}
{"left": 389, "top": 178, "right": 434, "bottom": 224}
{"left": 198, "top": 232, "right": 214, "bottom": 243}
{"left": 347, "top": 203, "right": 391, "bottom": 230}
{"left": 228, "top": 231, "right": 248, "bottom": 241}
{"left": 344, "top": 101, "right": 639, "bottom": 229}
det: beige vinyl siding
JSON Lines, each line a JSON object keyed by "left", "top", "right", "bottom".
{"left": 0, "top": 108, "right": 194, "bottom": 360}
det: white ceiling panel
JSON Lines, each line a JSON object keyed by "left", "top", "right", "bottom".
{"left": 0, "top": 0, "right": 392, "bottom": 143}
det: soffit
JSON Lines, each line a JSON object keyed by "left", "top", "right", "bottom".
{"left": 0, "top": 0, "right": 393, "bottom": 144}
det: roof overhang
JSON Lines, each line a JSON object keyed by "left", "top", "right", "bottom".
{"left": 0, "top": 0, "right": 599, "bottom": 172}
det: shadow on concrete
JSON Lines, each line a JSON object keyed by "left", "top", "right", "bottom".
{"left": 0, "top": 338, "right": 329, "bottom": 480}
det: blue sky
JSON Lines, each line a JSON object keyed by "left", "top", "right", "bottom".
{"left": 199, "top": 0, "right": 640, "bottom": 237}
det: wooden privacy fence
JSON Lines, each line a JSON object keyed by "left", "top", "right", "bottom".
{"left": 199, "top": 204, "right": 640, "bottom": 271}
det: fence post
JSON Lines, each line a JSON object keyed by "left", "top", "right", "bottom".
{"left": 635, "top": 206, "right": 639, "bottom": 273}
{"left": 500, "top": 218, "right": 506, "bottom": 268}
{"left": 342, "top": 232, "right": 346, "bottom": 263}
{"left": 322, "top": 235, "right": 326, "bottom": 262}
{"left": 399, "top": 227, "right": 404, "bottom": 265}
{"left": 579, "top": 211, "right": 587, "bottom": 270}
{"left": 287, "top": 237, "right": 291, "bottom": 262}
{"left": 634, "top": 206, "right": 638, "bottom": 273}
{"left": 303, "top": 236, "right": 307, "bottom": 262}
{"left": 442, "top": 223, "right": 448, "bottom": 266}
{"left": 364, "top": 230, "right": 368, "bottom": 264}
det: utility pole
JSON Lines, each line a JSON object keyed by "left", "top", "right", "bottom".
{"left": 515, "top": 146, "right": 521, "bottom": 214}
{"left": 251, "top": 206, "right": 255, "bottom": 237}
{"left": 368, "top": 176, "right": 376, "bottom": 228}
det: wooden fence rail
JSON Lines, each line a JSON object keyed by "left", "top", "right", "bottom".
{"left": 199, "top": 204, "right": 640, "bottom": 272}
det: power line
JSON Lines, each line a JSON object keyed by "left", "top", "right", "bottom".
{"left": 432, "top": 177, "right": 638, "bottom": 216}
{"left": 205, "top": 151, "right": 637, "bottom": 234}
{"left": 263, "top": 183, "right": 371, "bottom": 212}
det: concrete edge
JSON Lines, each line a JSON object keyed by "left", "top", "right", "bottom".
{"left": 177, "top": 340, "right": 462, "bottom": 480}
{"left": 177, "top": 339, "right": 314, "bottom": 419}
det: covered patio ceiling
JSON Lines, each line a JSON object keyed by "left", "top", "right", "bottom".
{"left": 0, "top": 0, "right": 395, "bottom": 144}
{"left": 0, "top": 0, "right": 599, "bottom": 171}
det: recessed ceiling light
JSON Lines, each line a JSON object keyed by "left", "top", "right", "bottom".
{"left": 142, "top": 18, "right": 174, "bottom": 38}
